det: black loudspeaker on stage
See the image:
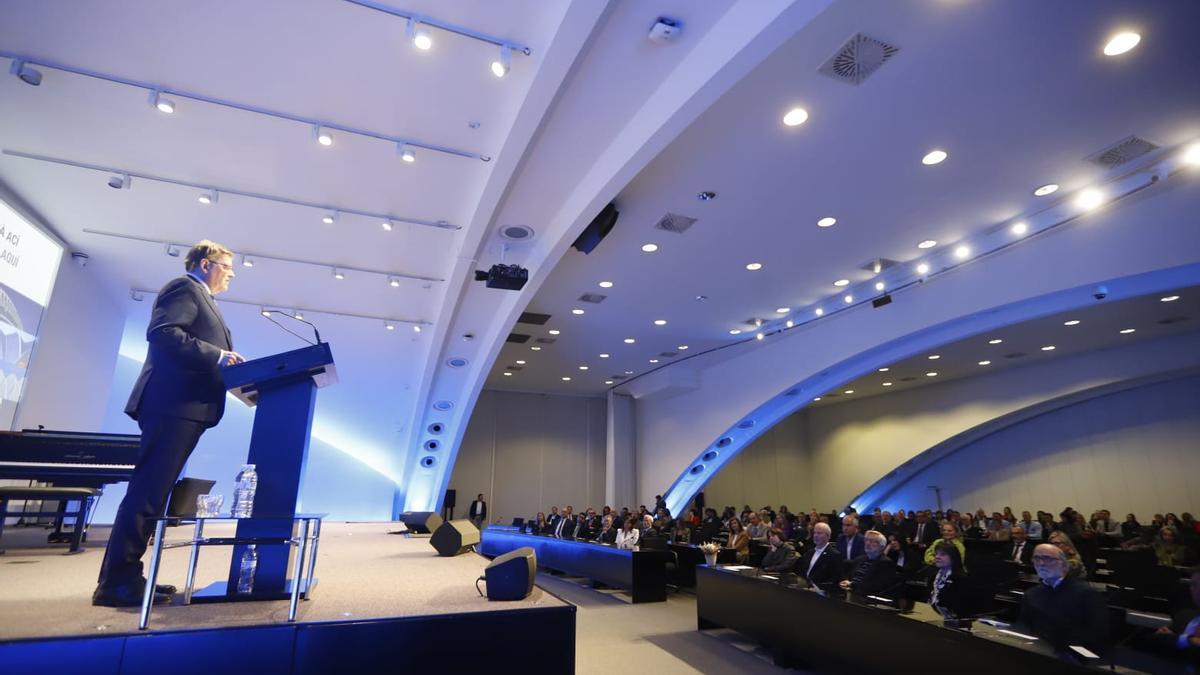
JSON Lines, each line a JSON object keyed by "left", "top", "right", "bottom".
{"left": 479, "top": 547, "right": 537, "bottom": 601}
{"left": 399, "top": 511, "right": 444, "bottom": 534}
{"left": 443, "top": 489, "right": 456, "bottom": 508}
{"left": 431, "top": 519, "right": 480, "bottom": 557}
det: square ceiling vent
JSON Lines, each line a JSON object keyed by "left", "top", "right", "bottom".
{"left": 1085, "top": 135, "right": 1159, "bottom": 168}
{"left": 655, "top": 212, "right": 698, "bottom": 234}
{"left": 819, "top": 33, "right": 899, "bottom": 85}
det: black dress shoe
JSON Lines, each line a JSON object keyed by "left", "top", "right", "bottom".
{"left": 92, "top": 584, "right": 171, "bottom": 607}
{"left": 140, "top": 577, "right": 177, "bottom": 595}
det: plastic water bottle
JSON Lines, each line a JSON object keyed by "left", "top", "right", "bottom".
{"left": 232, "top": 464, "right": 257, "bottom": 518}
{"left": 237, "top": 545, "right": 258, "bottom": 594}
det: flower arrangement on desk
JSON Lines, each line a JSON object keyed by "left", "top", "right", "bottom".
{"left": 699, "top": 541, "right": 720, "bottom": 567}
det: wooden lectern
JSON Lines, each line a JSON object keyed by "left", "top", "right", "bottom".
{"left": 193, "top": 342, "right": 336, "bottom": 602}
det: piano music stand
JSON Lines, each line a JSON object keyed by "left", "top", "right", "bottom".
{"left": 191, "top": 342, "right": 336, "bottom": 603}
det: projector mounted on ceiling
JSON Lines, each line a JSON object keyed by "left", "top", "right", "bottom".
{"left": 474, "top": 264, "right": 528, "bottom": 291}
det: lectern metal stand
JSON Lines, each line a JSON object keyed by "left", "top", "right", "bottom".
{"left": 192, "top": 342, "right": 336, "bottom": 603}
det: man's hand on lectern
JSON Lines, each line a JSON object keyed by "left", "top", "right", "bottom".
{"left": 219, "top": 350, "right": 246, "bottom": 367}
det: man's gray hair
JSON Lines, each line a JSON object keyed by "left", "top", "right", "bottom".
{"left": 813, "top": 522, "right": 832, "bottom": 536}
{"left": 842, "top": 514, "right": 859, "bottom": 526}
{"left": 863, "top": 530, "right": 886, "bottom": 545}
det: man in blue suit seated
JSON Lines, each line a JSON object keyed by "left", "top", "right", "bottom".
{"left": 94, "top": 241, "right": 243, "bottom": 607}
{"left": 836, "top": 514, "right": 866, "bottom": 560}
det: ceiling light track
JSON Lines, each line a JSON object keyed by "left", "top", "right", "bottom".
{"left": 86, "top": 228, "right": 444, "bottom": 283}
{"left": 0, "top": 50, "right": 488, "bottom": 162}
{"left": 342, "top": 1, "right": 532, "bottom": 55}
{"left": 129, "top": 288, "right": 431, "bottom": 327}
{"left": 6, "top": 149, "right": 458, "bottom": 231}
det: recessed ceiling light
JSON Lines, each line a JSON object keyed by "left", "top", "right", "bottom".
{"left": 531, "top": 346, "right": 541, "bottom": 351}
{"left": 641, "top": 243, "right": 659, "bottom": 253}
{"left": 729, "top": 329, "right": 742, "bottom": 335}
{"left": 745, "top": 262, "right": 763, "bottom": 271}
{"left": 624, "top": 338, "right": 636, "bottom": 344}
{"left": 604, "top": 380, "right": 614, "bottom": 385}
{"left": 844, "top": 390, "right": 854, "bottom": 395}
{"left": 755, "top": 333, "right": 765, "bottom": 341}
{"left": 928, "top": 355, "right": 940, "bottom": 360}
{"left": 1076, "top": 188, "right": 1105, "bottom": 210}
{"left": 917, "top": 240, "right": 937, "bottom": 249}
{"left": 571, "top": 308, "right": 585, "bottom": 315}
{"left": 599, "top": 353, "right": 610, "bottom": 358}
{"left": 776, "top": 307, "right": 790, "bottom": 314}
{"left": 989, "top": 339, "right": 1003, "bottom": 345}
{"left": 624, "top": 370, "right": 634, "bottom": 375}
{"left": 954, "top": 245, "right": 970, "bottom": 259}
{"left": 1160, "top": 295, "right": 1180, "bottom": 302}
{"left": 649, "top": 359, "right": 659, "bottom": 363}
{"left": 813, "top": 397, "right": 822, "bottom": 401}
{"left": 413, "top": 325, "right": 421, "bottom": 333}
{"left": 1103, "top": 31, "right": 1141, "bottom": 56}
{"left": 579, "top": 366, "right": 589, "bottom": 370}
{"left": 875, "top": 281, "right": 885, "bottom": 291}
{"left": 922, "top": 149, "right": 948, "bottom": 165}
{"left": 516, "top": 360, "right": 526, "bottom": 365}
{"left": 817, "top": 217, "right": 837, "bottom": 228}
{"left": 785, "top": 320, "right": 794, "bottom": 328}
{"left": 815, "top": 308, "right": 824, "bottom": 316}
{"left": 548, "top": 329, "right": 561, "bottom": 335}
{"left": 1041, "top": 345, "right": 1056, "bottom": 351}
{"left": 833, "top": 279, "right": 850, "bottom": 287}
{"left": 598, "top": 281, "right": 614, "bottom": 288}
{"left": 1183, "top": 144, "right": 1200, "bottom": 166}
{"left": 782, "top": 107, "right": 809, "bottom": 126}
{"left": 1119, "top": 328, "right": 1136, "bottom": 334}
{"left": 878, "top": 367, "right": 889, "bottom": 372}
{"left": 654, "top": 319, "right": 667, "bottom": 326}
{"left": 926, "top": 372, "right": 938, "bottom": 377}
{"left": 561, "top": 376, "right": 571, "bottom": 381}
{"left": 882, "top": 382, "right": 893, "bottom": 387}
{"left": 916, "top": 263, "right": 930, "bottom": 275}
{"left": 677, "top": 345, "right": 689, "bottom": 350}
{"left": 385, "top": 322, "right": 395, "bottom": 331}
{"left": 1011, "top": 221, "right": 1028, "bottom": 235}
{"left": 1063, "top": 320, "right": 1080, "bottom": 326}
{"left": 695, "top": 295, "right": 708, "bottom": 301}
{"left": 978, "top": 360, "right": 991, "bottom": 366}
{"left": 843, "top": 294, "right": 853, "bottom": 304}
{"left": 1034, "top": 184, "right": 1059, "bottom": 197}
{"left": 503, "top": 372, "right": 512, "bottom": 376}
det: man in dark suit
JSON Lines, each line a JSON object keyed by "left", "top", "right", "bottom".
{"left": 904, "top": 510, "right": 939, "bottom": 570}
{"left": 468, "top": 493, "right": 487, "bottom": 530}
{"left": 594, "top": 515, "right": 618, "bottom": 544}
{"left": 1008, "top": 525, "right": 1034, "bottom": 566}
{"left": 795, "top": 522, "right": 845, "bottom": 589}
{"left": 836, "top": 514, "right": 866, "bottom": 560}
{"left": 1016, "top": 544, "right": 1109, "bottom": 655}
{"left": 95, "top": 241, "right": 243, "bottom": 607}
{"left": 698, "top": 508, "right": 723, "bottom": 543}
{"left": 552, "top": 505, "right": 577, "bottom": 538}
{"left": 841, "top": 531, "right": 899, "bottom": 597}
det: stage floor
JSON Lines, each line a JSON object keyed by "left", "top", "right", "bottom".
{"left": 0, "top": 521, "right": 564, "bottom": 640}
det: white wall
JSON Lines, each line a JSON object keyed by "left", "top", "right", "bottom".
{"left": 704, "top": 331, "right": 1200, "bottom": 516}
{"left": 448, "top": 389, "right": 605, "bottom": 526}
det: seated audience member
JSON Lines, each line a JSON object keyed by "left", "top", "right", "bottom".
{"left": 594, "top": 515, "right": 618, "bottom": 544}
{"left": 925, "top": 522, "right": 967, "bottom": 566}
{"left": 1017, "top": 544, "right": 1108, "bottom": 655}
{"left": 840, "top": 531, "right": 899, "bottom": 597}
{"left": 639, "top": 514, "right": 655, "bottom": 538}
{"left": 1038, "top": 511, "right": 1057, "bottom": 537}
{"left": 959, "top": 513, "right": 985, "bottom": 539}
{"left": 877, "top": 511, "right": 897, "bottom": 539}
{"left": 761, "top": 528, "right": 798, "bottom": 573}
{"left": 533, "top": 511, "right": 548, "bottom": 535}
{"left": 1008, "top": 526, "right": 1033, "bottom": 566}
{"left": 836, "top": 515, "right": 866, "bottom": 560}
{"left": 1091, "top": 509, "right": 1121, "bottom": 538}
{"left": 553, "top": 506, "right": 577, "bottom": 538}
{"left": 884, "top": 534, "right": 904, "bottom": 566}
{"left": 928, "top": 541, "right": 970, "bottom": 619}
{"left": 1002, "top": 506, "right": 1016, "bottom": 524}
{"left": 906, "top": 510, "right": 937, "bottom": 560}
{"left": 1121, "top": 513, "right": 1142, "bottom": 541}
{"left": 1018, "top": 511, "right": 1043, "bottom": 541}
{"left": 1046, "top": 531, "right": 1087, "bottom": 579}
{"left": 740, "top": 505, "right": 754, "bottom": 523}
{"left": 1154, "top": 526, "right": 1188, "bottom": 567}
{"left": 772, "top": 514, "right": 793, "bottom": 541}
{"left": 726, "top": 517, "right": 751, "bottom": 564}
{"left": 1144, "top": 565, "right": 1200, "bottom": 665}
{"left": 986, "top": 512, "right": 1011, "bottom": 541}
{"left": 794, "top": 522, "right": 844, "bottom": 589}
{"left": 671, "top": 517, "right": 692, "bottom": 544}
{"left": 615, "top": 517, "right": 640, "bottom": 550}
{"left": 747, "top": 512, "right": 769, "bottom": 542}
{"left": 778, "top": 505, "right": 794, "bottom": 524}
{"left": 574, "top": 510, "right": 597, "bottom": 540}
{"left": 698, "top": 508, "right": 723, "bottom": 543}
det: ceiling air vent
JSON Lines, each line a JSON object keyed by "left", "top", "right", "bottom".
{"left": 506, "top": 333, "right": 530, "bottom": 344}
{"left": 1157, "top": 316, "right": 1189, "bottom": 325}
{"left": 499, "top": 224, "right": 535, "bottom": 241}
{"left": 899, "top": 376, "right": 917, "bottom": 382}
{"left": 507, "top": 365, "right": 524, "bottom": 371}
{"left": 1003, "top": 352, "right": 1027, "bottom": 359}
{"left": 655, "top": 212, "right": 698, "bottom": 234}
{"left": 518, "top": 312, "right": 551, "bottom": 325}
{"left": 819, "top": 33, "right": 899, "bottom": 86}
{"left": 534, "top": 337, "right": 556, "bottom": 344}
{"left": 578, "top": 293, "right": 607, "bottom": 304}
{"left": 659, "top": 351, "right": 678, "bottom": 358}
{"left": 1085, "top": 135, "right": 1159, "bottom": 168}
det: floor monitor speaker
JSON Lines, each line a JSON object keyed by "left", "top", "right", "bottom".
{"left": 431, "top": 519, "right": 480, "bottom": 557}
{"left": 399, "top": 511, "right": 444, "bottom": 534}
{"left": 481, "top": 546, "right": 536, "bottom": 600}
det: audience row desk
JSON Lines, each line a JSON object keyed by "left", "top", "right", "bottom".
{"left": 479, "top": 529, "right": 672, "bottom": 602}
{"left": 695, "top": 564, "right": 1163, "bottom": 674}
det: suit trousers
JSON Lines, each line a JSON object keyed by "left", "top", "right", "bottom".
{"left": 97, "top": 414, "right": 208, "bottom": 589}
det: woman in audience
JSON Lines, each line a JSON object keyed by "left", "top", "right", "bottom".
{"left": 1154, "top": 526, "right": 1188, "bottom": 567}
{"left": 761, "top": 528, "right": 798, "bottom": 573}
{"left": 534, "top": 511, "right": 548, "bottom": 535}
{"left": 928, "top": 541, "right": 969, "bottom": 620}
{"left": 925, "top": 522, "right": 967, "bottom": 566}
{"left": 773, "top": 513, "right": 793, "bottom": 541}
{"left": 1047, "top": 530, "right": 1087, "bottom": 579}
{"left": 670, "top": 517, "right": 692, "bottom": 544}
{"left": 1122, "top": 513, "right": 1142, "bottom": 541}
{"left": 726, "top": 517, "right": 750, "bottom": 564}
{"left": 615, "top": 516, "right": 640, "bottom": 550}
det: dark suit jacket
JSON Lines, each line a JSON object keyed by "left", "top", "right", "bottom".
{"left": 595, "top": 527, "right": 617, "bottom": 544}
{"left": 928, "top": 569, "right": 970, "bottom": 617}
{"left": 795, "top": 545, "right": 845, "bottom": 588}
{"left": 574, "top": 517, "right": 596, "bottom": 541}
{"left": 126, "top": 275, "right": 232, "bottom": 425}
{"left": 847, "top": 554, "right": 899, "bottom": 597}
{"left": 910, "top": 521, "right": 938, "bottom": 547}
{"left": 553, "top": 517, "right": 576, "bottom": 539}
{"left": 1017, "top": 575, "right": 1109, "bottom": 653}
{"left": 1008, "top": 539, "right": 1034, "bottom": 565}
{"left": 836, "top": 533, "right": 866, "bottom": 560}
{"left": 469, "top": 500, "right": 487, "bottom": 520}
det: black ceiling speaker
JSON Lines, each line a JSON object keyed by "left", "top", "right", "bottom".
{"left": 571, "top": 202, "right": 619, "bottom": 254}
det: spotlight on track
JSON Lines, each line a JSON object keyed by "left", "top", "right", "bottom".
{"left": 491, "top": 46, "right": 512, "bottom": 78}
{"left": 9, "top": 59, "right": 42, "bottom": 86}
{"left": 149, "top": 90, "right": 176, "bottom": 114}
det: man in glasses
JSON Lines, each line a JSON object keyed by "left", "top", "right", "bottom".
{"left": 94, "top": 241, "right": 244, "bottom": 607}
{"left": 1016, "top": 543, "right": 1108, "bottom": 657}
